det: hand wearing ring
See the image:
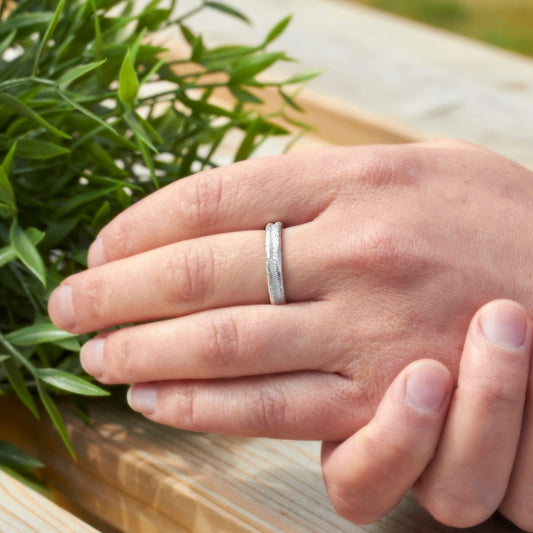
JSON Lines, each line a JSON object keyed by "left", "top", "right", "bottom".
{"left": 48, "top": 140, "right": 533, "bottom": 529}
{"left": 48, "top": 140, "right": 533, "bottom": 444}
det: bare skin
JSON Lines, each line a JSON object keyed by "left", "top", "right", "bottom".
{"left": 323, "top": 299, "right": 533, "bottom": 530}
{"left": 48, "top": 140, "right": 533, "bottom": 529}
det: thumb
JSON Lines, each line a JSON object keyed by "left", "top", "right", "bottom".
{"left": 321, "top": 359, "right": 452, "bottom": 524}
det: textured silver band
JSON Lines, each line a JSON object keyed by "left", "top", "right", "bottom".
{"left": 265, "top": 222, "right": 286, "bottom": 305}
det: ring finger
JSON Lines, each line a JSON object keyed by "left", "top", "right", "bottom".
{"left": 48, "top": 225, "right": 325, "bottom": 334}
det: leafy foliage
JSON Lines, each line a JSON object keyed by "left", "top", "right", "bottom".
{"left": 0, "top": 0, "right": 312, "bottom": 472}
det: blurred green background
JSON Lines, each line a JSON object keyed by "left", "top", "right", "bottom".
{"left": 352, "top": 0, "right": 533, "bottom": 57}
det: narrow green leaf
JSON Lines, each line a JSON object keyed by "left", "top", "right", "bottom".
{"left": 1, "top": 142, "right": 17, "bottom": 176}
{"left": 5, "top": 323, "right": 76, "bottom": 347}
{"left": 9, "top": 219, "right": 46, "bottom": 287}
{"left": 0, "top": 441, "right": 44, "bottom": 469}
{"left": 91, "top": 200, "right": 111, "bottom": 234}
{"left": 87, "top": 142, "right": 128, "bottom": 176}
{"left": 52, "top": 337, "right": 82, "bottom": 352}
{"left": 16, "top": 140, "right": 70, "bottom": 160}
{"left": 129, "top": 27, "right": 147, "bottom": 65}
{"left": 2, "top": 359, "right": 39, "bottom": 418}
{"left": 191, "top": 34, "right": 204, "bottom": 62}
{"left": 57, "top": 59, "right": 107, "bottom": 86}
{"left": 0, "top": 30, "right": 16, "bottom": 58}
{"left": 229, "top": 86, "right": 263, "bottom": 104}
{"left": 179, "top": 24, "right": 195, "bottom": 46}
{"left": 140, "top": 58, "right": 165, "bottom": 87}
{"left": 0, "top": 13, "right": 53, "bottom": 37}
{"left": 180, "top": 142, "right": 198, "bottom": 176}
{"left": 118, "top": 49, "right": 139, "bottom": 108}
{"left": 279, "top": 89, "right": 304, "bottom": 112}
{"left": 0, "top": 94, "right": 71, "bottom": 140}
{"left": 203, "top": 44, "right": 256, "bottom": 63}
{"left": 0, "top": 167, "right": 16, "bottom": 214}
{"left": 33, "top": 0, "right": 66, "bottom": 75}
{"left": 282, "top": 113, "right": 313, "bottom": 131}
{"left": 0, "top": 227, "right": 45, "bottom": 269}
{"left": 135, "top": 132, "right": 159, "bottom": 189}
{"left": 263, "top": 15, "right": 292, "bottom": 46}
{"left": 53, "top": 186, "right": 118, "bottom": 219}
{"left": 204, "top": 1, "right": 250, "bottom": 24}
{"left": 180, "top": 95, "right": 236, "bottom": 118}
{"left": 36, "top": 381, "right": 76, "bottom": 459}
{"left": 36, "top": 368, "right": 110, "bottom": 397}
{"left": 56, "top": 89, "right": 117, "bottom": 136}
{"left": 230, "top": 52, "right": 285, "bottom": 84}
{"left": 136, "top": 113, "right": 163, "bottom": 145}
{"left": 138, "top": 6, "right": 172, "bottom": 32}
{"left": 124, "top": 111, "right": 157, "bottom": 152}
{"left": 0, "top": 355, "right": 10, "bottom": 363}
{"left": 234, "top": 119, "right": 259, "bottom": 162}
{"left": 283, "top": 70, "right": 323, "bottom": 85}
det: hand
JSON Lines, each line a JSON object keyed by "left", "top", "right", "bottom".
{"left": 48, "top": 139, "right": 533, "bottom": 440}
{"left": 322, "top": 299, "right": 533, "bottom": 531}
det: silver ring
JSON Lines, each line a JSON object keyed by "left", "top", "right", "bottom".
{"left": 265, "top": 222, "right": 286, "bottom": 305}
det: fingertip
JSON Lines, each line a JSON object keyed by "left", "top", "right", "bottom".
{"left": 48, "top": 284, "right": 76, "bottom": 332}
{"left": 87, "top": 236, "right": 107, "bottom": 268}
{"left": 404, "top": 360, "right": 452, "bottom": 413}
{"left": 479, "top": 299, "right": 529, "bottom": 349}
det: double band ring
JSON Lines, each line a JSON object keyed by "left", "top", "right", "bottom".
{"left": 265, "top": 222, "right": 286, "bottom": 305}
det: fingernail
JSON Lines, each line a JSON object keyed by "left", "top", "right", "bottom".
{"left": 481, "top": 301, "right": 527, "bottom": 348}
{"left": 80, "top": 338, "right": 105, "bottom": 378}
{"left": 48, "top": 285, "right": 75, "bottom": 331}
{"left": 127, "top": 385, "right": 157, "bottom": 415}
{"left": 87, "top": 236, "right": 107, "bottom": 268}
{"left": 406, "top": 362, "right": 450, "bottom": 412}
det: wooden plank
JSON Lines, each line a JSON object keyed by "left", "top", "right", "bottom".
{"left": 0, "top": 398, "right": 522, "bottom": 532}
{"left": 0, "top": 469, "right": 98, "bottom": 533}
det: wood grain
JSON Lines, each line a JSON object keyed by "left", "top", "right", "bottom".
{"left": 0, "top": 398, "right": 523, "bottom": 533}
{"left": 0, "top": 469, "right": 98, "bottom": 533}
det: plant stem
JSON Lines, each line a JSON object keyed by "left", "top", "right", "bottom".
{"left": 0, "top": 333, "right": 36, "bottom": 374}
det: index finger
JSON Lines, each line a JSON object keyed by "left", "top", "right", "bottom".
{"left": 88, "top": 147, "right": 350, "bottom": 267}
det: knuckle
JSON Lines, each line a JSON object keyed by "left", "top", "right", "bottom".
{"left": 103, "top": 332, "right": 134, "bottom": 383}
{"left": 76, "top": 272, "right": 110, "bottom": 327}
{"left": 169, "top": 383, "right": 198, "bottom": 431}
{"left": 198, "top": 315, "right": 240, "bottom": 369}
{"left": 419, "top": 485, "right": 498, "bottom": 528}
{"left": 180, "top": 172, "right": 225, "bottom": 232}
{"left": 359, "top": 147, "right": 422, "bottom": 188}
{"left": 348, "top": 222, "right": 407, "bottom": 273}
{"left": 466, "top": 373, "right": 525, "bottom": 410}
{"left": 323, "top": 476, "right": 383, "bottom": 525}
{"left": 326, "top": 482, "right": 365, "bottom": 523}
{"left": 374, "top": 426, "right": 421, "bottom": 465}
{"left": 161, "top": 243, "right": 214, "bottom": 306}
{"left": 103, "top": 211, "right": 141, "bottom": 260}
{"left": 250, "top": 387, "right": 287, "bottom": 434}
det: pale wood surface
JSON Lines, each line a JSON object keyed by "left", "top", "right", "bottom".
{"left": 0, "top": 398, "right": 523, "bottom": 533}
{"left": 0, "top": 469, "right": 99, "bottom": 533}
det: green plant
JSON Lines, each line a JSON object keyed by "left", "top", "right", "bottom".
{"left": 0, "top": 0, "right": 314, "bottom": 475}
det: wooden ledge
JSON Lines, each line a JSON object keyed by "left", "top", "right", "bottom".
{"left": 0, "top": 470, "right": 98, "bottom": 533}
{"left": 0, "top": 398, "right": 522, "bottom": 532}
